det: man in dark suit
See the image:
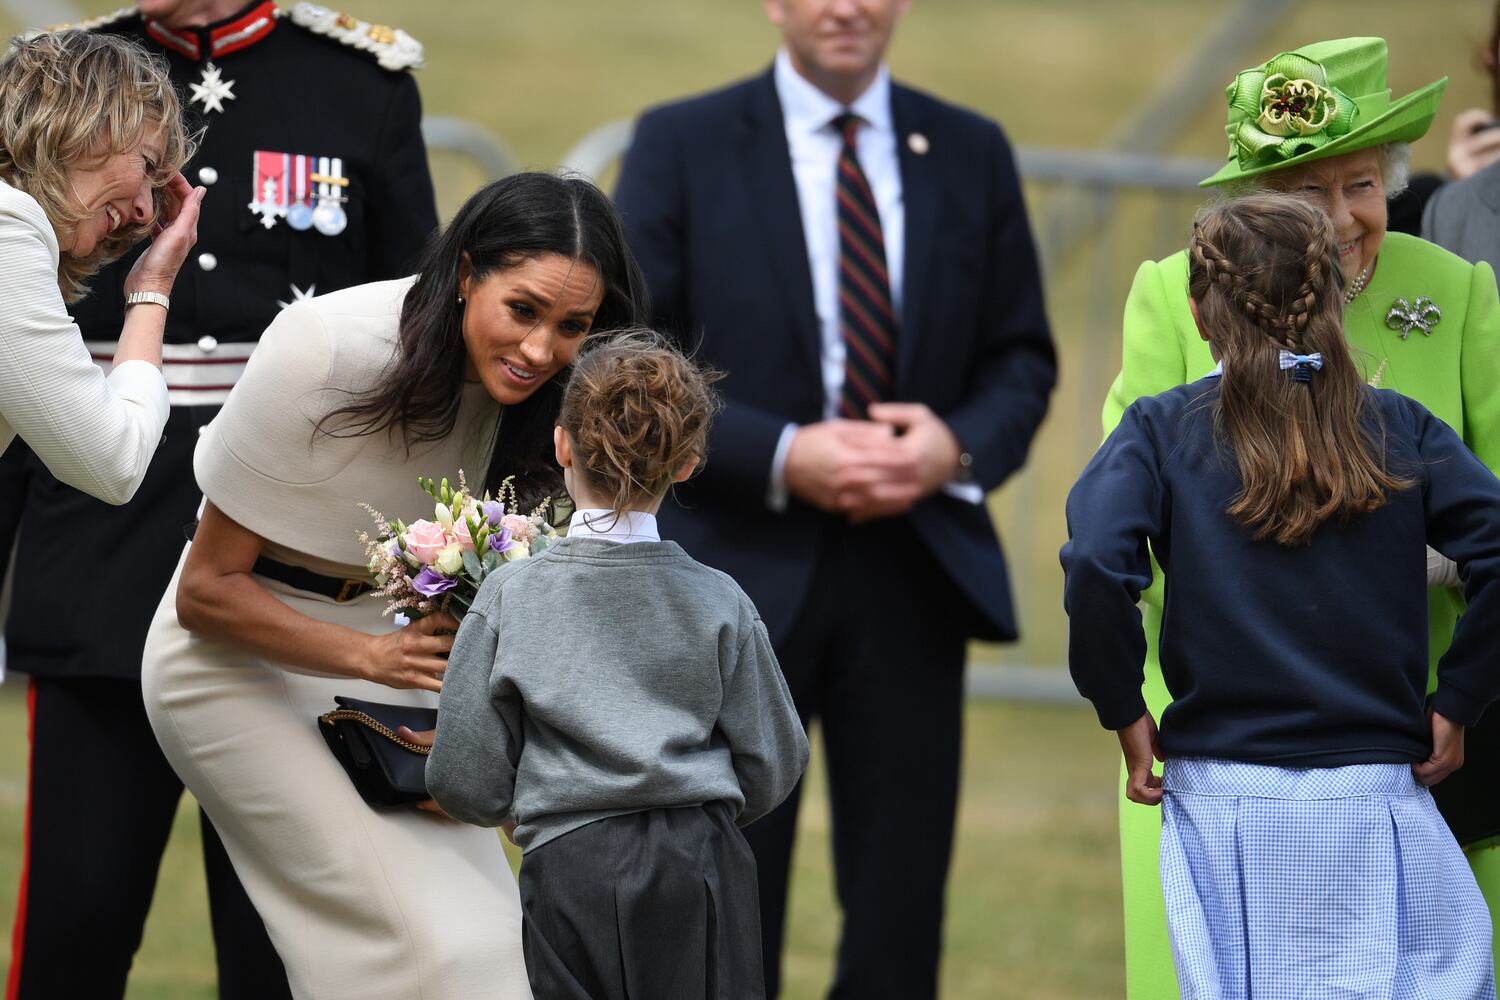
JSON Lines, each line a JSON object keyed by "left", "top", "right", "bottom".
{"left": 614, "top": 1, "right": 1055, "bottom": 995}
{"left": 0, "top": 3, "right": 436, "bottom": 997}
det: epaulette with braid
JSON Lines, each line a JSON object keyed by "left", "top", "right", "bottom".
{"left": 287, "top": 3, "right": 423, "bottom": 71}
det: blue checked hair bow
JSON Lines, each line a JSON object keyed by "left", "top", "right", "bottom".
{"left": 1278, "top": 350, "right": 1323, "bottom": 383}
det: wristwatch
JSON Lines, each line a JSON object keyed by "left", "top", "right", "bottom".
{"left": 124, "top": 290, "right": 170, "bottom": 311}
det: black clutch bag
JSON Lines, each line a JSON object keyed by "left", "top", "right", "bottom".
{"left": 317, "top": 696, "right": 438, "bottom": 807}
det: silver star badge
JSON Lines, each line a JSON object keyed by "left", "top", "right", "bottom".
{"left": 277, "top": 283, "right": 316, "bottom": 310}
{"left": 189, "top": 62, "right": 236, "bottom": 115}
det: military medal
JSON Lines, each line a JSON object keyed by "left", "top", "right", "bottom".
{"left": 247, "top": 150, "right": 289, "bottom": 229}
{"left": 311, "top": 156, "right": 349, "bottom": 237}
{"left": 287, "top": 155, "right": 314, "bottom": 231}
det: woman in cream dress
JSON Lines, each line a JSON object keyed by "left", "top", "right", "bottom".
{"left": 141, "top": 174, "right": 647, "bottom": 999}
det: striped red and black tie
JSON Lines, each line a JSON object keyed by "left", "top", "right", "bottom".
{"left": 833, "top": 112, "right": 896, "bottom": 419}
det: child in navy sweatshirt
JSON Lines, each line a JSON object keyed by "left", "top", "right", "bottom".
{"left": 1062, "top": 194, "right": 1500, "bottom": 997}
{"left": 427, "top": 331, "right": 808, "bottom": 1000}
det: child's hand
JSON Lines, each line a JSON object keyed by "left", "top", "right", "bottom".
{"left": 501, "top": 819, "right": 518, "bottom": 845}
{"left": 1118, "top": 712, "right": 1165, "bottom": 806}
{"left": 396, "top": 726, "right": 454, "bottom": 819}
{"left": 1413, "top": 710, "right": 1465, "bottom": 786}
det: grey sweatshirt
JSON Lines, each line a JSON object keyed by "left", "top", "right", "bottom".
{"left": 426, "top": 535, "right": 810, "bottom": 852}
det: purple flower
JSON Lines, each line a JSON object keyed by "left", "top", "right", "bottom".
{"left": 481, "top": 500, "right": 506, "bottom": 527}
{"left": 411, "top": 567, "right": 459, "bottom": 597}
{"left": 488, "top": 527, "right": 515, "bottom": 553}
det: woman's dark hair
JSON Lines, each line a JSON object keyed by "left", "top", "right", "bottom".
{"left": 322, "top": 172, "right": 650, "bottom": 508}
{"left": 1189, "top": 194, "right": 1412, "bottom": 547}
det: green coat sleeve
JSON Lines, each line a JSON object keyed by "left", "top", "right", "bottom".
{"left": 1103, "top": 254, "right": 1195, "bottom": 437}
{"left": 1460, "top": 260, "right": 1500, "bottom": 474}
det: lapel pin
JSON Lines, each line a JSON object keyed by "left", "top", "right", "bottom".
{"left": 907, "top": 132, "right": 930, "bottom": 155}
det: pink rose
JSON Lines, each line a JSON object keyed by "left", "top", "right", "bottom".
{"left": 403, "top": 519, "right": 450, "bottom": 566}
{"left": 453, "top": 516, "right": 475, "bottom": 552}
{"left": 500, "top": 514, "right": 535, "bottom": 546}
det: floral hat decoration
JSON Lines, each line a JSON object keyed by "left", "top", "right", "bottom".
{"left": 1200, "top": 37, "right": 1447, "bottom": 188}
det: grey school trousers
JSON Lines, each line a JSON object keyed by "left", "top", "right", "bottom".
{"left": 519, "top": 802, "right": 764, "bottom": 999}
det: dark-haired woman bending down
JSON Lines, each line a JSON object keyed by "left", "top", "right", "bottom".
{"left": 141, "top": 173, "right": 648, "bottom": 999}
{"left": 1064, "top": 194, "right": 1500, "bottom": 997}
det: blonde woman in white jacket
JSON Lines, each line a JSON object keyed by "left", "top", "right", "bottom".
{"left": 0, "top": 29, "right": 201, "bottom": 503}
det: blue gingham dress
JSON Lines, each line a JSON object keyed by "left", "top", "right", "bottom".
{"left": 1160, "top": 758, "right": 1496, "bottom": 999}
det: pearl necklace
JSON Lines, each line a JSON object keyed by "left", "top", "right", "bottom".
{"left": 1343, "top": 264, "right": 1371, "bottom": 304}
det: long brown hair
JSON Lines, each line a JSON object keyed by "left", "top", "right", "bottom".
{"left": 1188, "top": 194, "right": 1412, "bottom": 546}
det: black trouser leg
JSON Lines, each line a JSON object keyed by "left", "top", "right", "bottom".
{"left": 202, "top": 811, "right": 292, "bottom": 1000}
{"left": 7, "top": 676, "right": 182, "bottom": 1000}
{"left": 821, "top": 561, "right": 965, "bottom": 1000}
{"left": 745, "top": 521, "right": 969, "bottom": 999}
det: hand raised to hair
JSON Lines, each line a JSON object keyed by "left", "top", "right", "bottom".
{"left": 125, "top": 173, "right": 204, "bottom": 297}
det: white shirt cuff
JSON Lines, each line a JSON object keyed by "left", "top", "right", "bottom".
{"left": 1426, "top": 545, "right": 1461, "bottom": 589}
{"left": 943, "top": 481, "right": 984, "bottom": 505}
{"left": 767, "top": 423, "right": 798, "bottom": 512}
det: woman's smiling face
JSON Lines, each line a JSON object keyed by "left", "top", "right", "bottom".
{"left": 458, "top": 253, "right": 604, "bottom": 406}
{"left": 63, "top": 125, "right": 165, "bottom": 258}
{"left": 1266, "top": 147, "right": 1387, "bottom": 287}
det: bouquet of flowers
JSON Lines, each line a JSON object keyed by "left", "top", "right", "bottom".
{"left": 358, "top": 472, "right": 559, "bottom": 620}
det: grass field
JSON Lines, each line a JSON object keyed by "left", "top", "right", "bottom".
{"left": 0, "top": 679, "right": 1123, "bottom": 998}
{"left": 0, "top": 0, "right": 1493, "bottom": 995}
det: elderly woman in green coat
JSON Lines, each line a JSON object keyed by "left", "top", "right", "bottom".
{"left": 1103, "top": 36, "right": 1500, "bottom": 998}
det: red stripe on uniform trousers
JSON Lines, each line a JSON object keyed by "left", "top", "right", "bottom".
{"left": 5, "top": 679, "right": 37, "bottom": 1000}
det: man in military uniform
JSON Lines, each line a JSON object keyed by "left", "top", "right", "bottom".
{"left": 0, "top": 3, "right": 438, "bottom": 996}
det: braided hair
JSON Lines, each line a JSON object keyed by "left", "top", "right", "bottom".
{"left": 1187, "top": 194, "right": 1413, "bottom": 546}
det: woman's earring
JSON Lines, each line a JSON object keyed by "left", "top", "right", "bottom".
{"left": 456, "top": 293, "right": 464, "bottom": 306}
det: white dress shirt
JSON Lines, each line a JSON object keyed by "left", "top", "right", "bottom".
{"left": 567, "top": 509, "right": 661, "bottom": 545}
{"left": 767, "top": 51, "right": 979, "bottom": 509}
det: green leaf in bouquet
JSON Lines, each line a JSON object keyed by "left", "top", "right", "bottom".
{"left": 482, "top": 548, "right": 503, "bottom": 574}
{"left": 531, "top": 533, "right": 552, "bottom": 555}
{"left": 461, "top": 548, "right": 485, "bottom": 581}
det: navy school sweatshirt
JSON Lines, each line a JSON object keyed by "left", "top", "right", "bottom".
{"left": 1061, "top": 376, "right": 1500, "bottom": 766}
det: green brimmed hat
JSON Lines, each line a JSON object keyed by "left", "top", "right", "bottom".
{"left": 1199, "top": 36, "right": 1447, "bottom": 188}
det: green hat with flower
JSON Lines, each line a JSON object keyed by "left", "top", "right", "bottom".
{"left": 1199, "top": 36, "right": 1447, "bottom": 188}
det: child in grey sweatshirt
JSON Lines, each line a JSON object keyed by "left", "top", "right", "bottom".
{"left": 427, "top": 331, "right": 809, "bottom": 1000}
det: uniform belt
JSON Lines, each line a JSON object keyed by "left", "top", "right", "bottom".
{"left": 86, "top": 339, "right": 255, "bottom": 407}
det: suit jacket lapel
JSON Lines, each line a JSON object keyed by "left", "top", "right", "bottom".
{"left": 892, "top": 84, "right": 937, "bottom": 387}
{"left": 740, "top": 69, "right": 822, "bottom": 375}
